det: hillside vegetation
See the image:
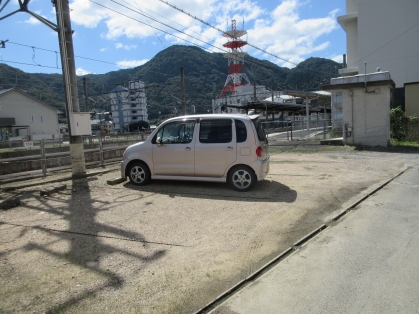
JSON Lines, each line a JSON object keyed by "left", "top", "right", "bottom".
{"left": 0, "top": 45, "right": 342, "bottom": 120}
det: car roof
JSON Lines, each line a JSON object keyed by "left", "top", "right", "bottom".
{"left": 163, "top": 114, "right": 254, "bottom": 123}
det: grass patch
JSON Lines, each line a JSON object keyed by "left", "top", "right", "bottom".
{"left": 390, "top": 139, "right": 419, "bottom": 148}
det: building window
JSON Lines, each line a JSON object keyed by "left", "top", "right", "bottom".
{"left": 40, "top": 115, "right": 44, "bottom": 123}
{"left": 31, "top": 115, "right": 34, "bottom": 123}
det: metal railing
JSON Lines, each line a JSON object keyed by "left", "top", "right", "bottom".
{"left": 262, "top": 119, "right": 343, "bottom": 142}
{"left": 0, "top": 132, "right": 151, "bottom": 177}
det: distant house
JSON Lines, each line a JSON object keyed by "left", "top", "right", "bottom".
{"left": 91, "top": 119, "right": 114, "bottom": 135}
{"left": 0, "top": 88, "right": 60, "bottom": 141}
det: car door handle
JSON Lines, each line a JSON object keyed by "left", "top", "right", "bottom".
{"left": 185, "top": 147, "right": 191, "bottom": 151}
{"left": 227, "top": 147, "right": 234, "bottom": 151}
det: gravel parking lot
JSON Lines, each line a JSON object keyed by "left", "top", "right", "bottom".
{"left": 0, "top": 147, "right": 413, "bottom": 313}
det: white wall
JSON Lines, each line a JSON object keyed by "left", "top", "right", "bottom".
{"left": 339, "top": 0, "right": 419, "bottom": 87}
{"left": 341, "top": 85, "right": 391, "bottom": 147}
{"left": 357, "top": 0, "right": 419, "bottom": 87}
{"left": 0, "top": 90, "right": 59, "bottom": 140}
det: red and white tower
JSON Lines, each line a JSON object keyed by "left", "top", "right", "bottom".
{"left": 219, "top": 20, "right": 251, "bottom": 98}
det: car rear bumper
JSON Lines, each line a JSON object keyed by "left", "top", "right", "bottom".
{"left": 250, "top": 155, "right": 270, "bottom": 181}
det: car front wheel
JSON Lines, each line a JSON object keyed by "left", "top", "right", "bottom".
{"left": 228, "top": 166, "right": 256, "bottom": 192}
{"left": 127, "top": 161, "right": 151, "bottom": 186}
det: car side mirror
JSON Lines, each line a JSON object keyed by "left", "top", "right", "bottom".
{"left": 156, "top": 137, "right": 162, "bottom": 147}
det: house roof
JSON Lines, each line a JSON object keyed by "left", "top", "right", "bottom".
{"left": 0, "top": 87, "right": 62, "bottom": 113}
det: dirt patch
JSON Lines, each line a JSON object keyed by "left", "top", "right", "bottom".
{"left": 0, "top": 150, "right": 412, "bottom": 313}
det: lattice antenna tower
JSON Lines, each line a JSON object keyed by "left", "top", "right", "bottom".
{"left": 219, "top": 19, "right": 251, "bottom": 98}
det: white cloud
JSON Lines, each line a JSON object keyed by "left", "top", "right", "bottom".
{"left": 100, "top": 48, "right": 107, "bottom": 52}
{"left": 245, "top": 0, "right": 339, "bottom": 67}
{"left": 331, "top": 54, "right": 344, "bottom": 63}
{"left": 69, "top": 0, "right": 341, "bottom": 67}
{"left": 117, "top": 59, "right": 149, "bottom": 68}
{"left": 76, "top": 67, "right": 94, "bottom": 76}
{"left": 115, "top": 43, "right": 138, "bottom": 50}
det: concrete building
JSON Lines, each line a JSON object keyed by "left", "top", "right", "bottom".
{"left": 110, "top": 79, "right": 148, "bottom": 132}
{"left": 338, "top": 0, "right": 419, "bottom": 115}
{"left": 212, "top": 85, "right": 271, "bottom": 114}
{"left": 0, "top": 88, "right": 60, "bottom": 141}
{"left": 323, "top": 71, "right": 395, "bottom": 147}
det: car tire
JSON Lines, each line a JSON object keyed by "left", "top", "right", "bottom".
{"left": 228, "top": 165, "right": 256, "bottom": 192}
{"left": 127, "top": 161, "right": 151, "bottom": 186}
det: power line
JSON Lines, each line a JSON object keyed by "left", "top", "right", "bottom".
{"left": 91, "top": 0, "right": 339, "bottom": 84}
{"left": 95, "top": 0, "right": 304, "bottom": 76}
{"left": 156, "top": 0, "right": 339, "bottom": 77}
{"left": 6, "top": 41, "right": 132, "bottom": 69}
{"left": 0, "top": 59, "right": 61, "bottom": 69}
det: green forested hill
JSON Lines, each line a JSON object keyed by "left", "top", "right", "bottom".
{"left": 0, "top": 45, "right": 342, "bottom": 120}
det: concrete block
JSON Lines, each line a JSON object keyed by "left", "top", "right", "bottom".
{"left": 0, "top": 197, "right": 21, "bottom": 210}
{"left": 107, "top": 177, "right": 127, "bottom": 185}
{"left": 40, "top": 184, "right": 67, "bottom": 196}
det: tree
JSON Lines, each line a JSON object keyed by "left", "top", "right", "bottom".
{"left": 128, "top": 121, "right": 150, "bottom": 132}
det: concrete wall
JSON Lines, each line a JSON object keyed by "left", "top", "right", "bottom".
{"left": 339, "top": 0, "right": 419, "bottom": 88}
{"left": 405, "top": 83, "right": 419, "bottom": 117}
{"left": 342, "top": 86, "right": 391, "bottom": 147}
{"left": 0, "top": 90, "right": 60, "bottom": 140}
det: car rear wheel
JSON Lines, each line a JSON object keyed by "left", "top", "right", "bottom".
{"left": 228, "top": 166, "right": 256, "bottom": 192}
{"left": 127, "top": 161, "right": 151, "bottom": 186}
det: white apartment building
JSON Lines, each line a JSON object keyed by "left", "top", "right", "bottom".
{"left": 338, "top": 0, "right": 419, "bottom": 116}
{"left": 110, "top": 79, "right": 148, "bottom": 132}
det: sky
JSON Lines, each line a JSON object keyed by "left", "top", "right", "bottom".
{"left": 0, "top": 0, "right": 346, "bottom": 76}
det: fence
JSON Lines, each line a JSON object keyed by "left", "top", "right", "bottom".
{"left": 262, "top": 119, "right": 343, "bottom": 142}
{"left": 0, "top": 132, "right": 151, "bottom": 176}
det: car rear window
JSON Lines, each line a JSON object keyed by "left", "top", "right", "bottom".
{"left": 199, "top": 119, "right": 232, "bottom": 143}
{"left": 252, "top": 118, "right": 266, "bottom": 142}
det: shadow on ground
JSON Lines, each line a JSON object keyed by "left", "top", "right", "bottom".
{"left": 1, "top": 176, "right": 166, "bottom": 313}
{"left": 122, "top": 179, "right": 298, "bottom": 203}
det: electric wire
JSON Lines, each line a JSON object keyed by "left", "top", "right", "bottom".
{"left": 156, "top": 0, "right": 339, "bottom": 77}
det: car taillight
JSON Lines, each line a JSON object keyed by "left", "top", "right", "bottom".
{"left": 256, "top": 146, "right": 262, "bottom": 157}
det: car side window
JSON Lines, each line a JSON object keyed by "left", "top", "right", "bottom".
{"left": 235, "top": 119, "right": 247, "bottom": 143}
{"left": 199, "top": 119, "right": 232, "bottom": 143}
{"left": 153, "top": 121, "right": 195, "bottom": 144}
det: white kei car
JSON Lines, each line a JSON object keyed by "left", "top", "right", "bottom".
{"left": 121, "top": 114, "right": 270, "bottom": 191}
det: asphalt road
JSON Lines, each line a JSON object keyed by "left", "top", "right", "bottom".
{"left": 212, "top": 165, "right": 419, "bottom": 313}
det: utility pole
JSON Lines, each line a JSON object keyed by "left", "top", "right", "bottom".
{"left": 55, "top": 0, "right": 86, "bottom": 175}
{"left": 83, "top": 77, "right": 89, "bottom": 112}
{"left": 0, "top": 0, "right": 87, "bottom": 176}
{"left": 271, "top": 87, "right": 275, "bottom": 121}
{"left": 180, "top": 67, "right": 186, "bottom": 115}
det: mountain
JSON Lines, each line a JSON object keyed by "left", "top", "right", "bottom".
{"left": 0, "top": 45, "right": 342, "bottom": 120}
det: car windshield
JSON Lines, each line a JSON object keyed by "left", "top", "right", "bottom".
{"left": 252, "top": 118, "right": 266, "bottom": 142}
